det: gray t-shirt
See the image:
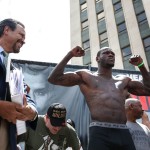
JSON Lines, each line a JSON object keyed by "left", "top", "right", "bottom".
{"left": 126, "top": 121, "right": 150, "bottom": 150}
{"left": 18, "top": 115, "right": 80, "bottom": 150}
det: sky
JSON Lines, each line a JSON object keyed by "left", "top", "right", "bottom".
{"left": 0, "top": 0, "right": 70, "bottom": 63}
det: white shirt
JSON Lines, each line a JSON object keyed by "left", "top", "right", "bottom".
{"left": 126, "top": 121, "right": 150, "bottom": 150}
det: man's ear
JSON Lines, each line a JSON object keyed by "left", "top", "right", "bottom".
{"left": 45, "top": 114, "right": 49, "bottom": 123}
{"left": 3, "top": 26, "right": 10, "bottom": 35}
{"left": 45, "top": 114, "right": 48, "bottom": 119}
{"left": 129, "top": 103, "right": 134, "bottom": 109}
{"left": 96, "top": 56, "right": 99, "bottom": 62}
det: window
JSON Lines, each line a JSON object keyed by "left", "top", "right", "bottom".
{"left": 118, "top": 31, "right": 130, "bottom": 48}
{"left": 137, "top": 11, "right": 147, "bottom": 25}
{"left": 123, "top": 55, "right": 135, "bottom": 70}
{"left": 95, "top": 0, "right": 103, "bottom": 14}
{"left": 82, "top": 40, "right": 91, "bottom": 65}
{"left": 83, "top": 48, "right": 91, "bottom": 65}
{"left": 114, "top": 1, "right": 122, "bottom": 12}
{"left": 80, "top": 0, "right": 86, "bottom": 5}
{"left": 81, "top": 28, "right": 89, "bottom": 42}
{"left": 136, "top": 11, "right": 150, "bottom": 38}
{"left": 143, "top": 37, "right": 150, "bottom": 68}
{"left": 117, "top": 22, "right": 126, "bottom": 33}
{"left": 143, "top": 37, "right": 150, "bottom": 51}
{"left": 81, "top": 20, "right": 88, "bottom": 30}
{"left": 80, "top": 2, "right": 88, "bottom": 22}
{"left": 96, "top": 0, "right": 102, "bottom": 3}
{"left": 99, "top": 32, "right": 107, "bottom": 41}
{"left": 133, "top": 0, "right": 144, "bottom": 15}
{"left": 81, "top": 2, "right": 87, "bottom": 12}
{"left": 97, "top": 11, "right": 104, "bottom": 21}
{"left": 112, "top": 0, "right": 121, "bottom": 4}
{"left": 99, "top": 32, "right": 109, "bottom": 48}
{"left": 98, "top": 17, "right": 106, "bottom": 34}
{"left": 122, "top": 46, "right": 131, "bottom": 57}
{"left": 114, "top": 9, "right": 125, "bottom": 25}
{"left": 80, "top": 10, "right": 88, "bottom": 23}
{"left": 83, "top": 40, "right": 90, "bottom": 50}
{"left": 100, "top": 39, "right": 109, "bottom": 48}
{"left": 122, "top": 46, "right": 135, "bottom": 70}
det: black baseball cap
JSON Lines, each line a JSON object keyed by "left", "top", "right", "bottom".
{"left": 47, "top": 103, "right": 66, "bottom": 127}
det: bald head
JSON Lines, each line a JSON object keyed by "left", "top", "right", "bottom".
{"left": 125, "top": 98, "right": 140, "bottom": 109}
{"left": 125, "top": 98, "right": 143, "bottom": 121}
{"left": 96, "top": 47, "right": 112, "bottom": 57}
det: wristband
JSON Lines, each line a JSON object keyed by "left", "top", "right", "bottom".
{"left": 138, "top": 62, "right": 144, "bottom": 68}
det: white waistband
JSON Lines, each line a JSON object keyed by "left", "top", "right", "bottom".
{"left": 90, "top": 121, "right": 128, "bottom": 129}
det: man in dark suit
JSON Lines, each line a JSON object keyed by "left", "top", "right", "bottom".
{"left": 0, "top": 18, "right": 37, "bottom": 150}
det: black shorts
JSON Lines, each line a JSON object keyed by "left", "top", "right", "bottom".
{"left": 88, "top": 126, "right": 136, "bottom": 150}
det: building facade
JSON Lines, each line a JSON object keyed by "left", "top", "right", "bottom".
{"left": 70, "top": 0, "right": 150, "bottom": 71}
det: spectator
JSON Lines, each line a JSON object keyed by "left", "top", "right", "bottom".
{"left": 125, "top": 98, "right": 150, "bottom": 150}
{"left": 0, "top": 18, "right": 37, "bottom": 149}
{"left": 18, "top": 103, "right": 81, "bottom": 150}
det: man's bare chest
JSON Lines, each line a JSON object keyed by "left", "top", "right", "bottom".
{"left": 90, "top": 77, "right": 127, "bottom": 91}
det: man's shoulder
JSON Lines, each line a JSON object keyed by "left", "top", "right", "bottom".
{"left": 75, "top": 69, "right": 94, "bottom": 80}
{"left": 137, "top": 122, "right": 150, "bottom": 131}
{"left": 61, "top": 123, "right": 76, "bottom": 133}
{"left": 113, "top": 74, "right": 131, "bottom": 80}
{"left": 76, "top": 69, "right": 92, "bottom": 74}
{"left": 127, "top": 121, "right": 150, "bottom": 132}
{"left": 27, "top": 115, "right": 47, "bottom": 136}
{"left": 36, "top": 115, "right": 45, "bottom": 127}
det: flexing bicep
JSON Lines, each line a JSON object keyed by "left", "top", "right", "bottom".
{"left": 128, "top": 80, "right": 150, "bottom": 96}
{"left": 49, "top": 71, "right": 83, "bottom": 86}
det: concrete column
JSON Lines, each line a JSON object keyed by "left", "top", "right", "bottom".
{"left": 143, "top": 0, "right": 150, "bottom": 27}
{"left": 70, "top": 0, "right": 83, "bottom": 65}
{"left": 103, "top": 0, "right": 123, "bottom": 69}
{"left": 121, "top": 0, "right": 149, "bottom": 70}
{"left": 87, "top": 0, "right": 100, "bottom": 67}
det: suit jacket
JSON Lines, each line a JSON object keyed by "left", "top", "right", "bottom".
{"left": 0, "top": 60, "right": 37, "bottom": 150}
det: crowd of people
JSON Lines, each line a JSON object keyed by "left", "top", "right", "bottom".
{"left": 0, "top": 18, "right": 150, "bottom": 150}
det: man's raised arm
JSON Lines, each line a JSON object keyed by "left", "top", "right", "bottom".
{"left": 48, "top": 46, "right": 85, "bottom": 86}
{"left": 129, "top": 55, "right": 150, "bottom": 88}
